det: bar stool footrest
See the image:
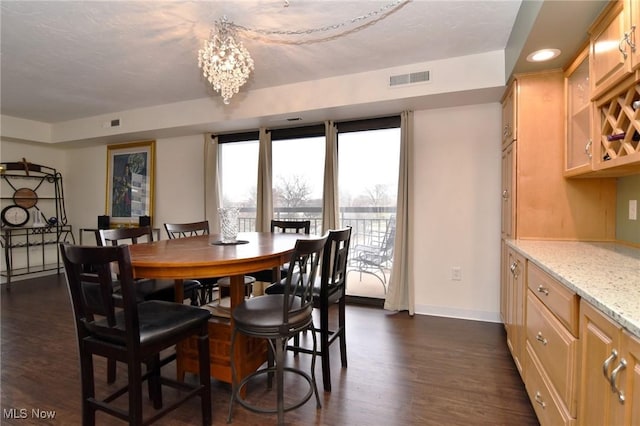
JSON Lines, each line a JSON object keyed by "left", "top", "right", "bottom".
{"left": 234, "top": 366, "right": 318, "bottom": 414}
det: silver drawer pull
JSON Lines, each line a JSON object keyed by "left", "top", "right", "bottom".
{"left": 610, "top": 358, "right": 627, "bottom": 404}
{"left": 534, "top": 391, "right": 546, "bottom": 408}
{"left": 536, "top": 332, "right": 548, "bottom": 345}
{"left": 603, "top": 349, "right": 618, "bottom": 380}
{"left": 537, "top": 285, "right": 549, "bottom": 296}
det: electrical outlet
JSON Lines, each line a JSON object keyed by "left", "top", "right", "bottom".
{"left": 451, "top": 267, "right": 462, "bottom": 281}
{"left": 630, "top": 200, "right": 638, "bottom": 221}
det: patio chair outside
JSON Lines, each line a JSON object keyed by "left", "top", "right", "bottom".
{"left": 348, "top": 216, "right": 395, "bottom": 294}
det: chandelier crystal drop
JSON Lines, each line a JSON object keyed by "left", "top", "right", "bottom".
{"left": 198, "top": 17, "right": 254, "bottom": 105}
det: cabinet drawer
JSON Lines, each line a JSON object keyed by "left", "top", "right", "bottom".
{"left": 528, "top": 262, "right": 579, "bottom": 336}
{"left": 525, "top": 342, "right": 576, "bottom": 426}
{"left": 527, "top": 291, "right": 578, "bottom": 416}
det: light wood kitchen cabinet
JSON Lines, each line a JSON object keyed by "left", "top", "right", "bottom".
{"left": 502, "top": 80, "right": 517, "bottom": 149}
{"left": 501, "top": 141, "right": 516, "bottom": 239}
{"left": 589, "top": 0, "right": 640, "bottom": 99}
{"left": 525, "top": 263, "right": 579, "bottom": 425}
{"left": 503, "top": 246, "right": 526, "bottom": 376}
{"left": 592, "top": 76, "right": 640, "bottom": 174}
{"left": 578, "top": 299, "right": 637, "bottom": 426}
{"left": 502, "top": 70, "right": 616, "bottom": 240}
{"left": 564, "top": 46, "right": 594, "bottom": 177}
{"left": 621, "top": 330, "right": 640, "bottom": 424}
{"left": 500, "top": 241, "right": 508, "bottom": 324}
{"left": 563, "top": 0, "right": 640, "bottom": 177}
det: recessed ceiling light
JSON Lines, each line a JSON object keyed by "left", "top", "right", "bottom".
{"left": 526, "top": 48, "right": 561, "bottom": 62}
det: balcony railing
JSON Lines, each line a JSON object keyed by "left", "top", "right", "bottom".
{"left": 238, "top": 207, "right": 396, "bottom": 258}
{"left": 235, "top": 206, "right": 395, "bottom": 297}
{"left": 236, "top": 206, "right": 395, "bottom": 252}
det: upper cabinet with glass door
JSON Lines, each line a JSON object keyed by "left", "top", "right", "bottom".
{"left": 587, "top": 0, "right": 640, "bottom": 175}
{"left": 589, "top": 0, "right": 640, "bottom": 99}
{"left": 565, "top": 47, "right": 594, "bottom": 177}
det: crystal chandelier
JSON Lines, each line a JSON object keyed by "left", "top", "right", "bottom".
{"left": 198, "top": 17, "right": 254, "bottom": 105}
{"left": 198, "top": 1, "right": 407, "bottom": 104}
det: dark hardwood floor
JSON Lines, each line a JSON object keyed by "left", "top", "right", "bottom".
{"left": 1, "top": 274, "right": 538, "bottom": 425}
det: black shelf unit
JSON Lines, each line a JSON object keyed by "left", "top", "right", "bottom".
{"left": 0, "top": 161, "right": 75, "bottom": 288}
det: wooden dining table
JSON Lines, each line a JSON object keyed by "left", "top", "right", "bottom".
{"left": 127, "top": 231, "right": 315, "bottom": 385}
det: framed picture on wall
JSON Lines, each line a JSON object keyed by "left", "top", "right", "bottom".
{"left": 105, "top": 140, "right": 155, "bottom": 225}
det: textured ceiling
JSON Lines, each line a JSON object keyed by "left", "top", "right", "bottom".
{"left": 1, "top": 0, "right": 523, "bottom": 123}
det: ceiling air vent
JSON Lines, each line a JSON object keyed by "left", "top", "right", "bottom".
{"left": 389, "top": 70, "right": 430, "bottom": 87}
{"left": 102, "top": 118, "right": 122, "bottom": 129}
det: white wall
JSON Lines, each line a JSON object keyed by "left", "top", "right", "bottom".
{"left": 412, "top": 103, "right": 501, "bottom": 322}
{"left": 63, "top": 135, "right": 206, "bottom": 235}
{"left": 0, "top": 103, "right": 502, "bottom": 322}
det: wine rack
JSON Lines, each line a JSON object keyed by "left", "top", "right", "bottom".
{"left": 596, "top": 80, "right": 640, "bottom": 172}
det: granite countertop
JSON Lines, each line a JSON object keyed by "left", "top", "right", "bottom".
{"left": 506, "top": 240, "right": 640, "bottom": 338}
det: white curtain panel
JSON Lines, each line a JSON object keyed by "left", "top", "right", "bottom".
{"left": 384, "top": 111, "right": 415, "bottom": 315}
{"left": 322, "top": 120, "right": 339, "bottom": 233}
{"left": 256, "top": 127, "right": 273, "bottom": 232}
{"left": 204, "top": 133, "right": 222, "bottom": 233}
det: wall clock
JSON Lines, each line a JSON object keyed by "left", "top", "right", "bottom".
{"left": 1, "top": 205, "right": 30, "bottom": 227}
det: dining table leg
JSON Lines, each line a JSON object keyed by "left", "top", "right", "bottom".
{"left": 173, "top": 278, "right": 184, "bottom": 302}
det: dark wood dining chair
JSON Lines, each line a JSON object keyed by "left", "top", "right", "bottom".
{"left": 227, "top": 235, "right": 327, "bottom": 426}
{"left": 164, "top": 220, "right": 210, "bottom": 239}
{"left": 164, "top": 221, "right": 221, "bottom": 304}
{"left": 98, "top": 226, "right": 201, "bottom": 384}
{"left": 265, "top": 227, "right": 352, "bottom": 391}
{"left": 271, "top": 220, "right": 311, "bottom": 234}
{"left": 98, "top": 226, "right": 201, "bottom": 306}
{"left": 59, "top": 243, "right": 212, "bottom": 426}
{"left": 252, "top": 220, "right": 311, "bottom": 284}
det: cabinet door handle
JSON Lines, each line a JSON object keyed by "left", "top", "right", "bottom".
{"left": 536, "top": 332, "right": 548, "bottom": 345}
{"left": 626, "top": 25, "right": 636, "bottom": 52}
{"left": 534, "top": 391, "right": 546, "bottom": 408}
{"left": 610, "top": 358, "right": 627, "bottom": 404}
{"left": 537, "top": 285, "right": 549, "bottom": 296}
{"left": 603, "top": 349, "right": 618, "bottom": 381}
{"left": 510, "top": 260, "right": 520, "bottom": 279}
{"left": 620, "top": 36, "right": 629, "bottom": 60}
{"left": 502, "top": 189, "right": 509, "bottom": 200}
{"left": 585, "top": 140, "right": 592, "bottom": 160}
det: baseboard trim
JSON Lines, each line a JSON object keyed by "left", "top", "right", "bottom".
{"left": 345, "top": 295, "right": 384, "bottom": 308}
{"left": 414, "top": 303, "right": 501, "bottom": 323}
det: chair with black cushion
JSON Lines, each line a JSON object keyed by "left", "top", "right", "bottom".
{"left": 227, "top": 235, "right": 327, "bottom": 426}
{"left": 252, "top": 220, "right": 311, "bottom": 284}
{"left": 59, "top": 243, "right": 212, "bottom": 426}
{"left": 164, "top": 221, "right": 220, "bottom": 305}
{"left": 98, "top": 226, "right": 202, "bottom": 385}
{"left": 265, "top": 227, "right": 351, "bottom": 391}
{"left": 99, "top": 226, "right": 201, "bottom": 306}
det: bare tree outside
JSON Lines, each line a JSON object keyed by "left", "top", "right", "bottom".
{"left": 363, "top": 184, "right": 391, "bottom": 207}
{"left": 274, "top": 175, "right": 313, "bottom": 207}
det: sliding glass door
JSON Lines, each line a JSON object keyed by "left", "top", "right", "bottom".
{"left": 338, "top": 126, "right": 400, "bottom": 299}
